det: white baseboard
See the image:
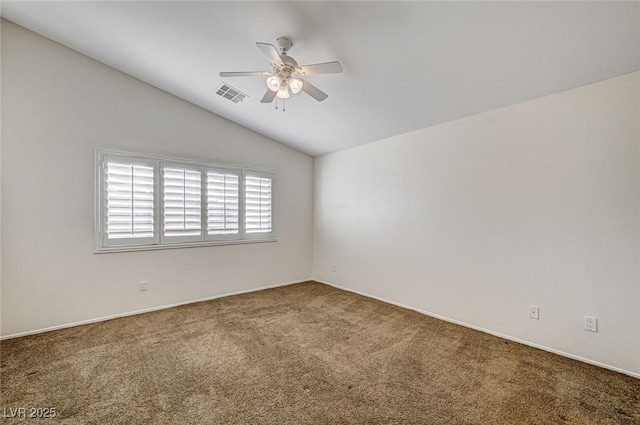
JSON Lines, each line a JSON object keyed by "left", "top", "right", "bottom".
{"left": 0, "top": 279, "right": 309, "bottom": 340}
{"left": 314, "top": 279, "right": 640, "bottom": 379}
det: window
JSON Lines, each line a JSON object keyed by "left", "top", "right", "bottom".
{"left": 207, "top": 171, "right": 240, "bottom": 238}
{"left": 162, "top": 164, "right": 202, "bottom": 242}
{"left": 245, "top": 174, "right": 273, "bottom": 236}
{"left": 95, "top": 150, "right": 275, "bottom": 252}
{"left": 104, "top": 158, "right": 155, "bottom": 244}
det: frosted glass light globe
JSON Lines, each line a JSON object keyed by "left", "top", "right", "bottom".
{"left": 289, "top": 78, "right": 303, "bottom": 94}
{"left": 266, "top": 75, "right": 281, "bottom": 92}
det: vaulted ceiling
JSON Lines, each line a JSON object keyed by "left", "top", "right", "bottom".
{"left": 2, "top": 1, "right": 639, "bottom": 156}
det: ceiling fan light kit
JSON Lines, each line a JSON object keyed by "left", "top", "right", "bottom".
{"left": 266, "top": 75, "right": 281, "bottom": 92}
{"left": 219, "top": 36, "right": 343, "bottom": 111}
{"left": 289, "top": 77, "right": 303, "bottom": 94}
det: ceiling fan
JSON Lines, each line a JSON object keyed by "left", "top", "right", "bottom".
{"left": 219, "top": 37, "right": 343, "bottom": 105}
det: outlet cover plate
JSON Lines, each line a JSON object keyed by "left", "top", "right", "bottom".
{"left": 584, "top": 316, "right": 597, "bottom": 332}
{"left": 529, "top": 305, "right": 539, "bottom": 319}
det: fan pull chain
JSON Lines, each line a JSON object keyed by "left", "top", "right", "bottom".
{"left": 273, "top": 97, "right": 286, "bottom": 112}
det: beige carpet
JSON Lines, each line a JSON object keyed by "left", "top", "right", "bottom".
{"left": 1, "top": 281, "right": 638, "bottom": 424}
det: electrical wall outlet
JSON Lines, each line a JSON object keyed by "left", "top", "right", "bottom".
{"left": 529, "top": 305, "right": 539, "bottom": 319}
{"left": 140, "top": 280, "right": 149, "bottom": 291}
{"left": 584, "top": 316, "right": 597, "bottom": 332}
{"left": 331, "top": 263, "right": 337, "bottom": 272}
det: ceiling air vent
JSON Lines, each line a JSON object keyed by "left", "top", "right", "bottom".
{"left": 216, "top": 84, "right": 247, "bottom": 103}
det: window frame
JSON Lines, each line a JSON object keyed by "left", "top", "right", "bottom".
{"left": 160, "top": 162, "right": 205, "bottom": 245}
{"left": 244, "top": 170, "right": 276, "bottom": 240}
{"left": 96, "top": 154, "right": 160, "bottom": 250}
{"left": 95, "top": 149, "right": 276, "bottom": 253}
{"left": 205, "top": 168, "right": 243, "bottom": 242}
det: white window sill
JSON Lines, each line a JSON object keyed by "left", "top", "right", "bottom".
{"left": 95, "top": 237, "right": 277, "bottom": 254}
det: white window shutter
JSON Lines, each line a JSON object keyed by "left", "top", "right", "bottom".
{"left": 245, "top": 174, "right": 273, "bottom": 236}
{"left": 206, "top": 171, "right": 240, "bottom": 239}
{"left": 96, "top": 149, "right": 276, "bottom": 252}
{"left": 104, "top": 159, "right": 155, "bottom": 243}
{"left": 162, "top": 165, "right": 203, "bottom": 241}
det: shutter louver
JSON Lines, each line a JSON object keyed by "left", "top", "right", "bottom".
{"left": 245, "top": 176, "right": 273, "bottom": 234}
{"left": 105, "top": 161, "right": 155, "bottom": 240}
{"left": 207, "top": 172, "right": 239, "bottom": 236}
{"left": 163, "top": 166, "right": 202, "bottom": 238}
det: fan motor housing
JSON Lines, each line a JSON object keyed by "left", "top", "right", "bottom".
{"left": 279, "top": 54, "right": 298, "bottom": 70}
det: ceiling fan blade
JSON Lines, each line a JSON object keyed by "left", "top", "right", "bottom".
{"left": 300, "top": 79, "right": 329, "bottom": 102}
{"left": 261, "top": 89, "right": 277, "bottom": 103}
{"left": 219, "top": 71, "right": 270, "bottom": 77}
{"left": 297, "top": 61, "right": 343, "bottom": 75}
{"left": 256, "top": 42, "right": 284, "bottom": 67}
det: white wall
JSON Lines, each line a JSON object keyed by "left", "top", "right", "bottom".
{"left": 1, "top": 20, "right": 313, "bottom": 337}
{"left": 314, "top": 72, "right": 640, "bottom": 376}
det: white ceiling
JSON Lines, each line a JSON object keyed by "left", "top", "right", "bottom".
{"left": 2, "top": 1, "right": 639, "bottom": 156}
